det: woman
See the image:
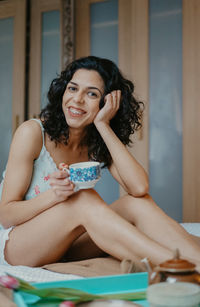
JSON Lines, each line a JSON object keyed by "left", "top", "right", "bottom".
{"left": 0, "top": 56, "right": 200, "bottom": 268}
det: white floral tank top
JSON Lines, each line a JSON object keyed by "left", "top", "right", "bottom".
{"left": 0, "top": 119, "right": 58, "bottom": 201}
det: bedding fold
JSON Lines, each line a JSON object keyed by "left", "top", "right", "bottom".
{"left": 42, "top": 257, "right": 122, "bottom": 277}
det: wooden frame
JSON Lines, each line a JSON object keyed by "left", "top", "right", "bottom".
{"left": 118, "top": 0, "right": 149, "bottom": 172}
{"left": 28, "top": 0, "right": 62, "bottom": 118}
{"left": 61, "top": 0, "right": 75, "bottom": 68}
{"left": 182, "top": 0, "right": 200, "bottom": 221}
{"left": 118, "top": 0, "right": 149, "bottom": 196}
{"left": 0, "top": 0, "right": 26, "bottom": 132}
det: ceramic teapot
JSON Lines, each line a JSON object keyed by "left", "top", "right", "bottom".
{"left": 142, "top": 249, "right": 200, "bottom": 285}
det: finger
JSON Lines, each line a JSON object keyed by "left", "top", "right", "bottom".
{"left": 104, "top": 93, "right": 118, "bottom": 118}
{"left": 56, "top": 186, "right": 75, "bottom": 196}
{"left": 111, "top": 90, "right": 120, "bottom": 110}
{"left": 58, "top": 162, "right": 68, "bottom": 170}
{"left": 111, "top": 91, "right": 119, "bottom": 110}
{"left": 49, "top": 177, "right": 71, "bottom": 187}
{"left": 116, "top": 90, "right": 121, "bottom": 108}
{"left": 58, "top": 163, "right": 70, "bottom": 176}
{"left": 54, "top": 189, "right": 75, "bottom": 199}
{"left": 50, "top": 170, "right": 69, "bottom": 179}
{"left": 52, "top": 185, "right": 74, "bottom": 192}
{"left": 104, "top": 93, "right": 109, "bottom": 104}
{"left": 105, "top": 93, "right": 114, "bottom": 109}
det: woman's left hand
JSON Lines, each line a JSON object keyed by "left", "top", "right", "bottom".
{"left": 94, "top": 90, "right": 121, "bottom": 126}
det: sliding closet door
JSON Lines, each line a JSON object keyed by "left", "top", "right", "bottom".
{"left": 121, "top": 0, "right": 183, "bottom": 222}
{"left": 182, "top": 0, "right": 200, "bottom": 222}
{"left": 0, "top": 0, "right": 26, "bottom": 176}
{"left": 118, "top": 0, "right": 149, "bottom": 181}
{"left": 28, "top": 0, "right": 62, "bottom": 118}
{"left": 149, "top": 0, "right": 183, "bottom": 221}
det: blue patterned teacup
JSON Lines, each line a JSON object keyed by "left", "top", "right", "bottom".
{"left": 67, "top": 161, "right": 101, "bottom": 190}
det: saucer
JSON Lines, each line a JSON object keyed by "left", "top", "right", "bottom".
{"left": 74, "top": 178, "right": 100, "bottom": 191}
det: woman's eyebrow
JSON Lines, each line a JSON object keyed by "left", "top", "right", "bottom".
{"left": 69, "top": 81, "right": 103, "bottom": 96}
{"left": 68, "top": 81, "right": 78, "bottom": 86}
{"left": 88, "top": 86, "right": 103, "bottom": 96}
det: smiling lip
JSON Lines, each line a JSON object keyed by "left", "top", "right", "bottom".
{"left": 68, "top": 106, "right": 86, "bottom": 117}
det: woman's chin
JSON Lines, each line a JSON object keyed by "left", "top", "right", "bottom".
{"left": 66, "top": 118, "right": 93, "bottom": 130}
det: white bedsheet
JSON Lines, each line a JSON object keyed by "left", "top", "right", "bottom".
{"left": 0, "top": 264, "right": 82, "bottom": 282}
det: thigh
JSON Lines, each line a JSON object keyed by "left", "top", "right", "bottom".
{"left": 109, "top": 193, "right": 171, "bottom": 230}
{"left": 190, "top": 234, "right": 200, "bottom": 245}
{"left": 109, "top": 194, "right": 153, "bottom": 224}
{"left": 5, "top": 189, "right": 105, "bottom": 266}
{"left": 5, "top": 203, "right": 83, "bottom": 266}
{"left": 110, "top": 194, "right": 200, "bottom": 253}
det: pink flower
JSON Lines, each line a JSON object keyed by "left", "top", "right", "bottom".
{"left": 44, "top": 175, "right": 50, "bottom": 181}
{"left": 0, "top": 275, "right": 19, "bottom": 289}
{"left": 34, "top": 185, "right": 40, "bottom": 195}
{"left": 59, "top": 301, "right": 75, "bottom": 307}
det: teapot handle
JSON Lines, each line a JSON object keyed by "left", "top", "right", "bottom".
{"left": 141, "top": 258, "right": 162, "bottom": 284}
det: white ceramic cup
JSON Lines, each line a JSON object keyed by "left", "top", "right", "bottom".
{"left": 64, "top": 161, "right": 101, "bottom": 191}
{"left": 147, "top": 282, "right": 200, "bottom": 307}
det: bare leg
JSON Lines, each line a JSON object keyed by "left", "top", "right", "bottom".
{"left": 110, "top": 194, "right": 200, "bottom": 264}
{"left": 66, "top": 194, "right": 200, "bottom": 265}
{"left": 190, "top": 234, "right": 200, "bottom": 245}
{"left": 4, "top": 189, "right": 170, "bottom": 266}
{"left": 5, "top": 190, "right": 199, "bottom": 267}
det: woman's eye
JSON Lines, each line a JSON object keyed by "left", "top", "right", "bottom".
{"left": 67, "top": 86, "right": 77, "bottom": 92}
{"left": 88, "top": 91, "right": 98, "bottom": 98}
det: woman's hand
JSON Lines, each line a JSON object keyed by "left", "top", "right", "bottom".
{"left": 49, "top": 163, "right": 75, "bottom": 203}
{"left": 94, "top": 90, "right": 121, "bottom": 126}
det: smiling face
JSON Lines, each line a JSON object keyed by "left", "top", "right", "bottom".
{"left": 62, "top": 69, "right": 105, "bottom": 131}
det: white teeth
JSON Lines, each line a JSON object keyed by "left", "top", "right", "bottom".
{"left": 69, "top": 107, "right": 84, "bottom": 115}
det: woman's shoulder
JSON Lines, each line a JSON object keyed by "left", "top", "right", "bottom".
{"left": 15, "top": 119, "right": 42, "bottom": 139}
{"left": 11, "top": 119, "right": 43, "bottom": 158}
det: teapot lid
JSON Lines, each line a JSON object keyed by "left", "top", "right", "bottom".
{"left": 157, "top": 249, "right": 196, "bottom": 273}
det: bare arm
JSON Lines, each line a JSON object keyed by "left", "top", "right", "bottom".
{"left": 0, "top": 120, "right": 74, "bottom": 229}
{"left": 94, "top": 91, "right": 149, "bottom": 197}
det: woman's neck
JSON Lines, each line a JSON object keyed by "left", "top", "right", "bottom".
{"left": 68, "top": 127, "right": 87, "bottom": 151}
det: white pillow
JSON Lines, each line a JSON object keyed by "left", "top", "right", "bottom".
{"left": 181, "top": 223, "right": 200, "bottom": 237}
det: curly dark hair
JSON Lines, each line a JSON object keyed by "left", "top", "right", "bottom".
{"left": 40, "top": 56, "right": 144, "bottom": 168}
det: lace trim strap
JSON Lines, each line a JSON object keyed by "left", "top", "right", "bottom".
{"left": 30, "top": 118, "right": 45, "bottom": 147}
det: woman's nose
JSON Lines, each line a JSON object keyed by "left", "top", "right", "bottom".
{"left": 73, "top": 91, "right": 84, "bottom": 103}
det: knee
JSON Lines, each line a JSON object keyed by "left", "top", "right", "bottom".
{"left": 68, "top": 189, "right": 107, "bottom": 223}
{"left": 72, "top": 188, "right": 104, "bottom": 203}
{"left": 75, "top": 188, "right": 99, "bottom": 199}
{"left": 66, "top": 188, "right": 106, "bottom": 211}
{"left": 124, "top": 193, "right": 154, "bottom": 205}
{"left": 121, "top": 193, "right": 158, "bottom": 215}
